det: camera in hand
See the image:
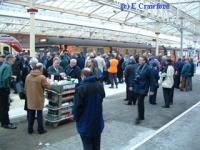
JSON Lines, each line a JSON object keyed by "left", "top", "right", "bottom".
{"left": 134, "top": 74, "right": 141, "bottom": 83}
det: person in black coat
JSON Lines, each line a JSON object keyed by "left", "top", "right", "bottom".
{"left": 149, "top": 62, "right": 159, "bottom": 105}
{"left": 11, "top": 55, "right": 23, "bottom": 93}
{"left": 124, "top": 56, "right": 138, "bottom": 105}
{"left": 65, "top": 59, "right": 81, "bottom": 82}
{"left": 131, "top": 56, "right": 155, "bottom": 124}
{"left": 76, "top": 53, "right": 85, "bottom": 70}
{"left": 117, "top": 54, "right": 124, "bottom": 83}
{"left": 188, "top": 58, "right": 195, "bottom": 91}
{"left": 45, "top": 52, "right": 53, "bottom": 69}
{"left": 73, "top": 68, "right": 105, "bottom": 150}
{"left": 174, "top": 58, "right": 184, "bottom": 89}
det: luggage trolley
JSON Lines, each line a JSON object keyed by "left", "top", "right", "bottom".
{"left": 45, "top": 81, "right": 76, "bottom": 127}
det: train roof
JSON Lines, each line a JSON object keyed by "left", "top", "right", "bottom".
{"left": 0, "top": 34, "right": 23, "bottom": 52}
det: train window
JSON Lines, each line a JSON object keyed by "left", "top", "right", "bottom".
{"left": 83, "top": 47, "right": 87, "bottom": 55}
{"left": 3, "top": 46, "right": 10, "bottom": 55}
{"left": 97, "top": 48, "right": 103, "bottom": 54}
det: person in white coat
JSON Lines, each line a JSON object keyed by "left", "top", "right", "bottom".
{"left": 95, "top": 53, "right": 106, "bottom": 73}
{"left": 160, "top": 59, "right": 175, "bottom": 108}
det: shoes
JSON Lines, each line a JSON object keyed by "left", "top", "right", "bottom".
{"left": 38, "top": 129, "right": 47, "bottom": 134}
{"left": 14, "top": 91, "right": 18, "bottom": 94}
{"left": 150, "top": 102, "right": 157, "bottom": 105}
{"left": 2, "top": 123, "right": 17, "bottom": 129}
{"left": 116, "top": 85, "right": 118, "bottom": 88}
{"left": 28, "top": 130, "right": 34, "bottom": 134}
{"left": 162, "top": 105, "right": 170, "bottom": 108}
{"left": 125, "top": 103, "right": 132, "bottom": 105}
{"left": 135, "top": 118, "right": 144, "bottom": 125}
{"left": 124, "top": 99, "right": 128, "bottom": 101}
{"left": 109, "top": 85, "right": 114, "bottom": 88}
{"left": 135, "top": 119, "right": 140, "bottom": 125}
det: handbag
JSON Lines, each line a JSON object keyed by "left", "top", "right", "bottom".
{"left": 15, "top": 81, "right": 26, "bottom": 99}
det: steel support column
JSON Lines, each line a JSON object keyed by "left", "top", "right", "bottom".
{"left": 155, "top": 32, "right": 160, "bottom": 56}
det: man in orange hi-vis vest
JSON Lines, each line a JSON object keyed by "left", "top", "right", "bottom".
{"left": 108, "top": 54, "right": 119, "bottom": 88}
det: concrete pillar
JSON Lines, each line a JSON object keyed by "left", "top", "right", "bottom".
{"left": 27, "top": 8, "right": 38, "bottom": 57}
{"left": 155, "top": 32, "right": 160, "bottom": 56}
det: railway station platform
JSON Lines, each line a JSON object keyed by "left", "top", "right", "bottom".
{"left": 0, "top": 67, "right": 199, "bottom": 150}
{"left": 134, "top": 101, "right": 200, "bottom": 150}
{"left": 1, "top": 0, "right": 200, "bottom": 150}
{"left": 9, "top": 82, "right": 127, "bottom": 120}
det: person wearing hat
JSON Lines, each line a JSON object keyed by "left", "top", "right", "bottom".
{"left": 0, "top": 54, "right": 17, "bottom": 129}
{"left": 0, "top": 54, "right": 5, "bottom": 67}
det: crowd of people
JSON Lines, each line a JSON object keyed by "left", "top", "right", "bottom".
{"left": 0, "top": 49, "right": 196, "bottom": 150}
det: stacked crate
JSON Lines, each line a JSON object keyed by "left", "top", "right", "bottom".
{"left": 45, "top": 82, "right": 76, "bottom": 127}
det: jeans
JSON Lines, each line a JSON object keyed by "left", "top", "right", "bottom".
{"left": 109, "top": 73, "right": 118, "bottom": 87}
{"left": 28, "top": 110, "right": 44, "bottom": 132}
{"left": 0, "top": 88, "right": 10, "bottom": 126}
{"left": 81, "top": 135, "right": 101, "bottom": 150}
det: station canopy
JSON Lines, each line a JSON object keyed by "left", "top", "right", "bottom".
{"left": 0, "top": 0, "right": 200, "bottom": 48}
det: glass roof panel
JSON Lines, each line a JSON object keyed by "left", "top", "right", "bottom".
{"left": 92, "top": 5, "right": 116, "bottom": 17}
{"left": 1, "top": 0, "right": 200, "bottom": 46}
{"left": 166, "top": 0, "right": 200, "bottom": 20}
